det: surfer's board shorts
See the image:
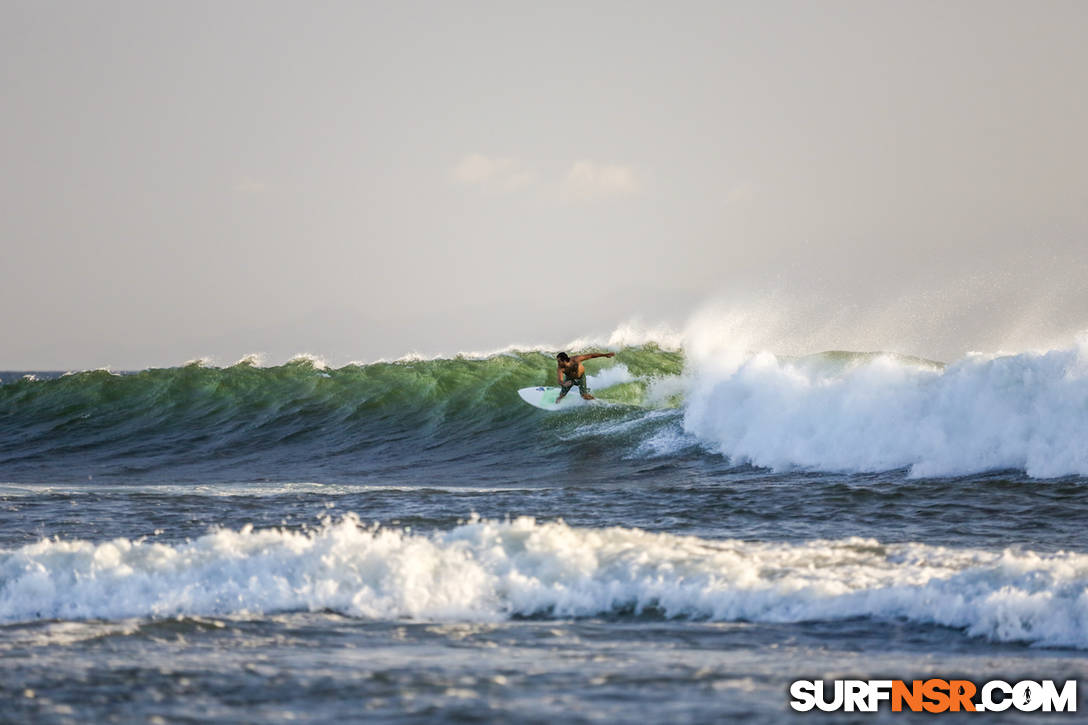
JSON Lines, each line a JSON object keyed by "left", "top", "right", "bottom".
{"left": 558, "top": 375, "right": 588, "bottom": 398}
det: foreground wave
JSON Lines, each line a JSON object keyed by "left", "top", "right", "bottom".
{"left": 3, "top": 517, "right": 1085, "bottom": 648}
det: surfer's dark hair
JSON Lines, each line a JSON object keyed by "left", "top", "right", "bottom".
{"left": 556, "top": 352, "right": 570, "bottom": 362}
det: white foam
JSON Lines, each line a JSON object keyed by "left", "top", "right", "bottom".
{"left": 232, "top": 353, "right": 266, "bottom": 368}
{"left": 399, "top": 320, "right": 683, "bottom": 363}
{"left": 643, "top": 374, "right": 688, "bottom": 408}
{"left": 28, "top": 319, "right": 683, "bottom": 374}
{"left": 60, "top": 367, "right": 119, "bottom": 377}
{"left": 682, "top": 338, "right": 1088, "bottom": 478}
{"left": 586, "top": 363, "right": 636, "bottom": 390}
{"left": 629, "top": 414, "right": 699, "bottom": 458}
{"left": 563, "top": 320, "right": 684, "bottom": 353}
{"left": 2, "top": 518, "right": 1086, "bottom": 648}
{"left": 182, "top": 357, "right": 215, "bottom": 368}
{"left": 286, "top": 353, "right": 330, "bottom": 370}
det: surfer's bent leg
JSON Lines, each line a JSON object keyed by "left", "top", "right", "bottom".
{"left": 576, "top": 376, "right": 589, "bottom": 397}
{"left": 556, "top": 379, "right": 575, "bottom": 400}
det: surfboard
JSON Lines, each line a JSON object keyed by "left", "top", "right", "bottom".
{"left": 518, "top": 386, "right": 590, "bottom": 411}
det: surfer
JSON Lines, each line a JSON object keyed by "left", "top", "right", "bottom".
{"left": 555, "top": 351, "right": 615, "bottom": 402}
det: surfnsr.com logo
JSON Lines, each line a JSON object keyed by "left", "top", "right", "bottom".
{"left": 790, "top": 679, "right": 1077, "bottom": 713}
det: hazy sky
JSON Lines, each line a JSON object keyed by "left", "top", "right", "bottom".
{"left": 3, "top": 1, "right": 1087, "bottom": 368}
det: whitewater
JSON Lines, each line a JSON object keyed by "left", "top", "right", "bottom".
{"left": 2, "top": 329, "right": 1086, "bottom": 722}
{"left": 5, "top": 517, "right": 1088, "bottom": 649}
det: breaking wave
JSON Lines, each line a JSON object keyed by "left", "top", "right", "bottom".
{"left": 2, "top": 517, "right": 1085, "bottom": 648}
{"left": 3, "top": 333, "right": 1088, "bottom": 480}
{"left": 683, "top": 341, "right": 1088, "bottom": 478}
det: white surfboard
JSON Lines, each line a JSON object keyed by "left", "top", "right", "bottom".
{"left": 518, "top": 386, "right": 590, "bottom": 411}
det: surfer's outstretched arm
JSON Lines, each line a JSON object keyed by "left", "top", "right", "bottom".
{"left": 573, "top": 352, "right": 615, "bottom": 363}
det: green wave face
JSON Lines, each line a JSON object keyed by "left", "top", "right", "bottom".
{"left": 0, "top": 346, "right": 688, "bottom": 485}
{"left": 0, "top": 345, "right": 962, "bottom": 486}
{"left": 3, "top": 345, "right": 681, "bottom": 409}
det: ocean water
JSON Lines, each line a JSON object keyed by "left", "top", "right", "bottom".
{"left": 2, "top": 340, "right": 1087, "bottom": 723}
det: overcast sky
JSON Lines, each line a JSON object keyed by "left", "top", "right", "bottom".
{"left": 3, "top": 1, "right": 1086, "bottom": 368}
